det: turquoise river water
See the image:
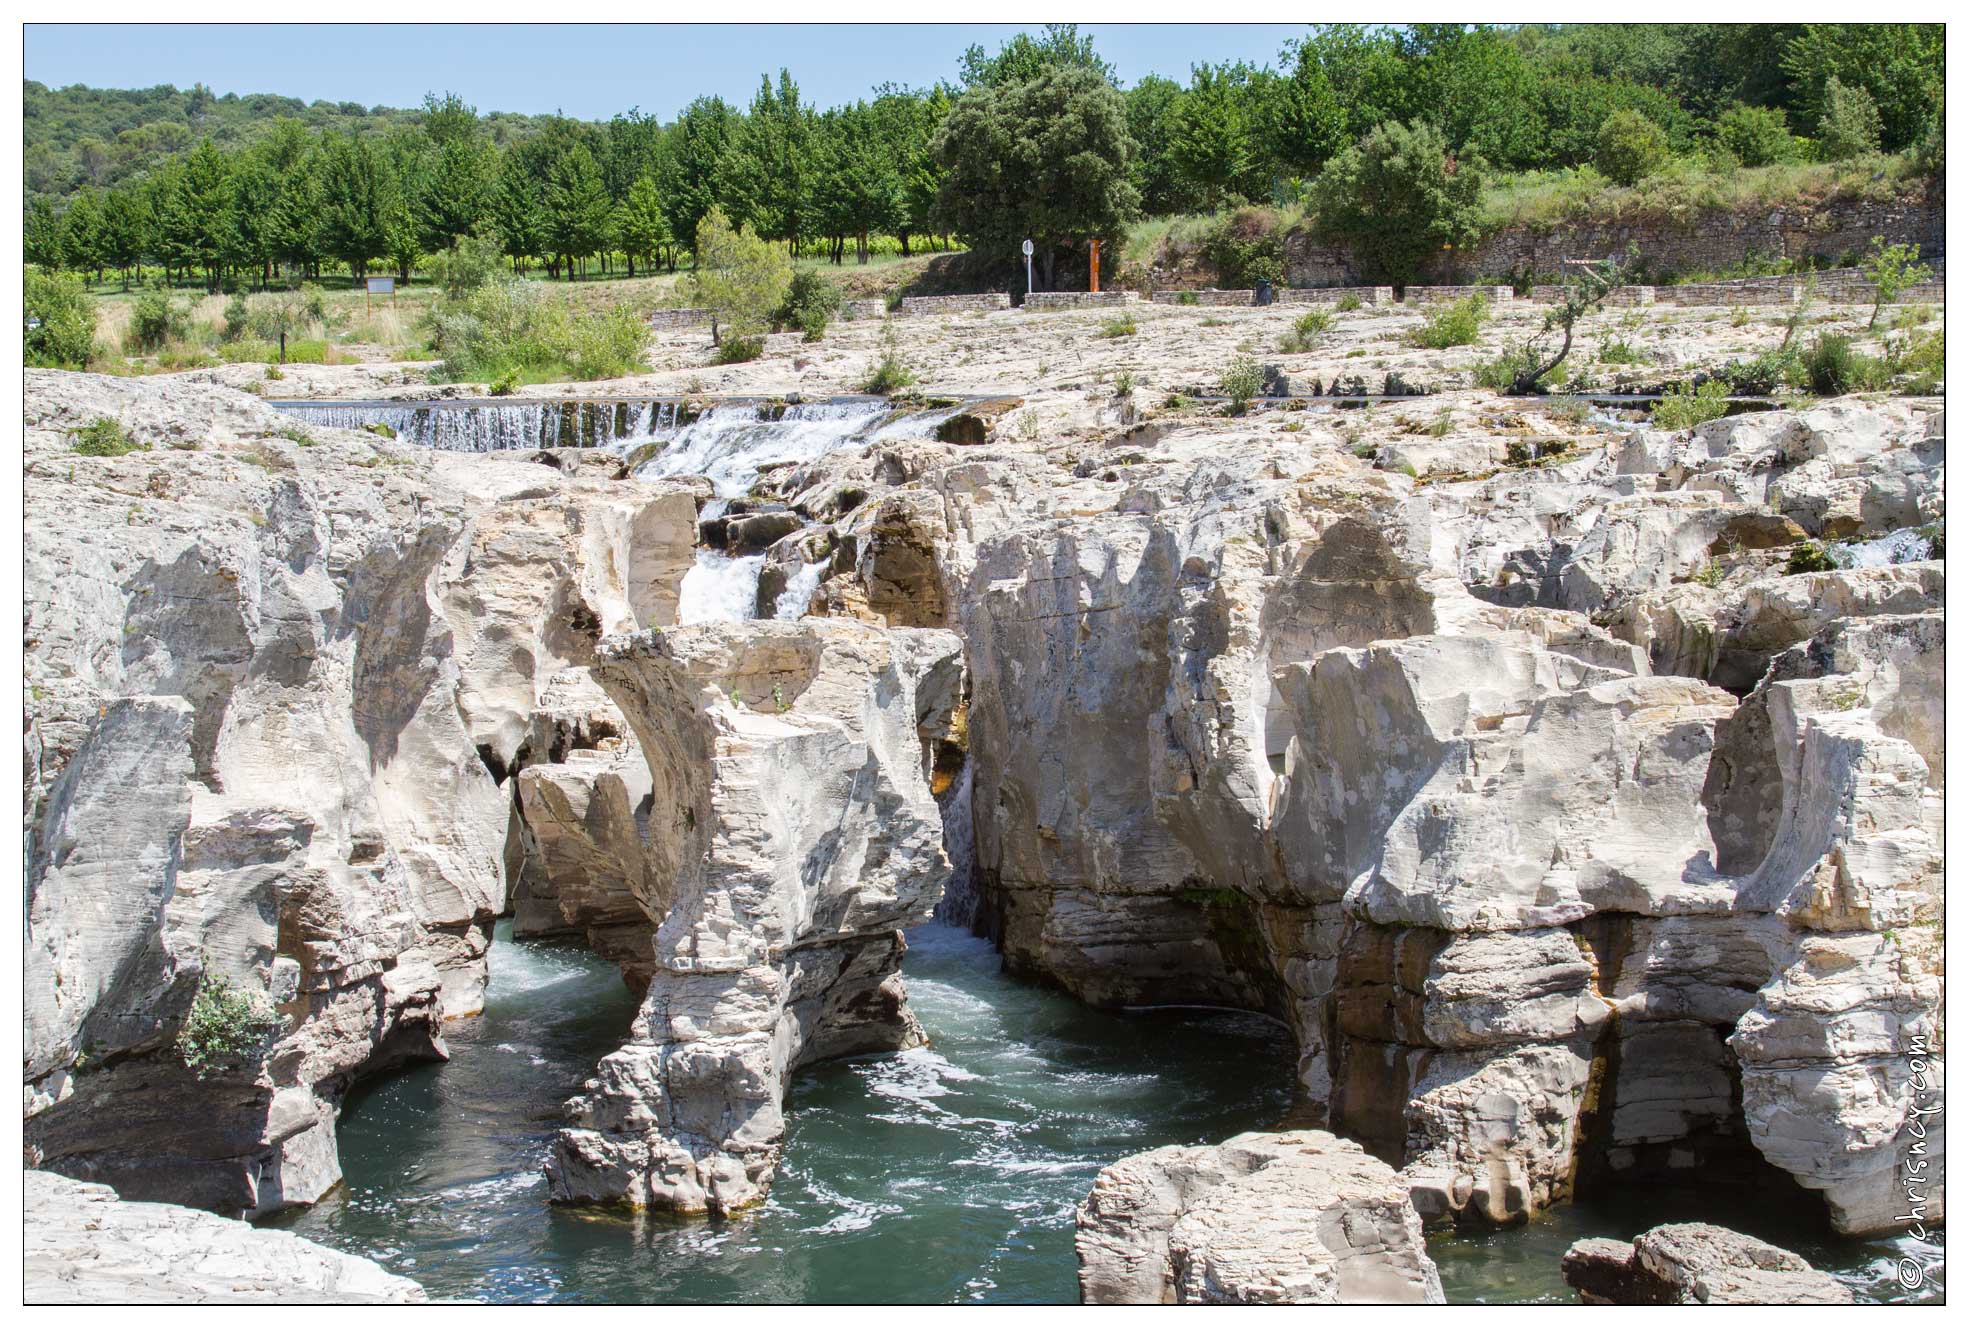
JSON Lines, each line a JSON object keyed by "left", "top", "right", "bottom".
{"left": 267, "top": 921, "right": 1942, "bottom": 1304}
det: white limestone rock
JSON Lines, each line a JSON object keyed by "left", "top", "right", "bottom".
{"left": 24, "top": 1171, "right": 425, "bottom": 1303}
{"left": 1076, "top": 1130, "right": 1444, "bottom": 1304}
{"left": 547, "top": 618, "right": 965, "bottom": 1213}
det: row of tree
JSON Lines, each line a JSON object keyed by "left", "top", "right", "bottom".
{"left": 23, "top": 24, "right": 1945, "bottom": 292}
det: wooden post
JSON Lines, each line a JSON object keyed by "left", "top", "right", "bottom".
{"left": 1090, "top": 239, "right": 1101, "bottom": 294}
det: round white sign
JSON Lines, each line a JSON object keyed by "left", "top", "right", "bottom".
{"left": 1022, "top": 239, "right": 1034, "bottom": 257}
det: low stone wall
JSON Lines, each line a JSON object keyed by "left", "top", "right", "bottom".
{"left": 841, "top": 299, "right": 889, "bottom": 321}
{"left": 898, "top": 293, "right": 1011, "bottom": 316}
{"left": 1151, "top": 288, "right": 1254, "bottom": 306}
{"left": 648, "top": 307, "right": 711, "bottom": 330}
{"left": 1277, "top": 285, "right": 1394, "bottom": 307}
{"left": 1528, "top": 284, "right": 1656, "bottom": 304}
{"left": 1023, "top": 291, "right": 1143, "bottom": 311}
{"left": 1403, "top": 285, "right": 1514, "bottom": 305}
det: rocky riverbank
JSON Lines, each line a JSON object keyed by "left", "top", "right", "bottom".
{"left": 24, "top": 1171, "right": 424, "bottom": 1302}
{"left": 20, "top": 301, "right": 1943, "bottom": 1300}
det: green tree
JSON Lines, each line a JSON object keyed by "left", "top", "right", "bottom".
{"left": 318, "top": 133, "right": 393, "bottom": 280}
{"left": 687, "top": 205, "right": 791, "bottom": 344}
{"left": 488, "top": 150, "right": 545, "bottom": 273}
{"left": 179, "top": 139, "right": 234, "bottom": 290}
{"left": 25, "top": 269, "right": 97, "bottom": 367}
{"left": 1309, "top": 120, "right": 1484, "bottom": 286}
{"left": 1168, "top": 63, "right": 1264, "bottom": 210}
{"left": 59, "top": 188, "right": 105, "bottom": 280}
{"left": 729, "top": 71, "right": 812, "bottom": 251}
{"left": 614, "top": 173, "right": 671, "bottom": 276}
{"left": 99, "top": 185, "right": 149, "bottom": 288}
{"left": 1593, "top": 109, "right": 1669, "bottom": 185}
{"left": 1714, "top": 103, "right": 1799, "bottom": 166}
{"left": 662, "top": 95, "right": 738, "bottom": 259}
{"left": 1815, "top": 76, "right": 1883, "bottom": 160}
{"left": 1859, "top": 236, "right": 1932, "bottom": 329}
{"left": 26, "top": 196, "right": 66, "bottom": 270}
{"left": 959, "top": 23, "right": 1114, "bottom": 88}
{"left": 544, "top": 142, "right": 612, "bottom": 278}
{"left": 1781, "top": 23, "right": 1942, "bottom": 153}
{"left": 932, "top": 65, "right": 1139, "bottom": 291}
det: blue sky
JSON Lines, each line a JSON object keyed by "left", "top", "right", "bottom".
{"left": 25, "top": 24, "right": 1315, "bottom": 121}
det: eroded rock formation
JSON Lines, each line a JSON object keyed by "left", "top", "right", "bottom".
{"left": 22, "top": 371, "right": 697, "bottom": 1214}
{"left": 1076, "top": 1130, "right": 1445, "bottom": 1304}
{"left": 1562, "top": 1223, "right": 1854, "bottom": 1305}
{"left": 546, "top": 618, "right": 964, "bottom": 1212}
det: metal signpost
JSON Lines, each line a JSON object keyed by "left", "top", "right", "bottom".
{"left": 1022, "top": 238, "right": 1035, "bottom": 298}
{"left": 366, "top": 274, "right": 395, "bottom": 316}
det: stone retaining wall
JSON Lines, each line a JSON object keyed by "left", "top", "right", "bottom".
{"left": 841, "top": 299, "right": 889, "bottom": 321}
{"left": 1403, "top": 285, "right": 1514, "bottom": 305}
{"left": 897, "top": 293, "right": 1011, "bottom": 316}
{"left": 1277, "top": 285, "right": 1395, "bottom": 307}
{"left": 1151, "top": 288, "right": 1255, "bottom": 306}
{"left": 1023, "top": 291, "right": 1144, "bottom": 311}
{"left": 648, "top": 307, "right": 711, "bottom": 330}
{"left": 1284, "top": 186, "right": 1943, "bottom": 287}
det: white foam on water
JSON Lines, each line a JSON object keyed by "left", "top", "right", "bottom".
{"left": 1833, "top": 527, "right": 1936, "bottom": 568}
{"left": 773, "top": 558, "right": 829, "bottom": 620}
{"left": 678, "top": 551, "right": 766, "bottom": 624}
{"left": 639, "top": 401, "right": 891, "bottom": 499}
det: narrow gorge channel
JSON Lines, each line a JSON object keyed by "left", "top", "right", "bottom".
{"left": 266, "top": 920, "right": 1296, "bottom": 1304}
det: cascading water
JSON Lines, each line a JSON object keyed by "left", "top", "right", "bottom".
{"left": 636, "top": 400, "right": 895, "bottom": 499}
{"left": 270, "top": 398, "right": 687, "bottom": 451}
{"left": 647, "top": 400, "right": 956, "bottom": 625}
{"left": 1832, "top": 527, "right": 1940, "bottom": 568}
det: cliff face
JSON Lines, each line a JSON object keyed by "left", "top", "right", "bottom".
{"left": 19, "top": 361, "right": 1944, "bottom": 1252}
{"left": 774, "top": 399, "right": 1944, "bottom": 1237}
{"left": 21, "top": 371, "right": 700, "bottom": 1214}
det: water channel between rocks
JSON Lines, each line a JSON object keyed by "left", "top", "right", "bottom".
{"left": 265, "top": 920, "right": 1940, "bottom": 1304}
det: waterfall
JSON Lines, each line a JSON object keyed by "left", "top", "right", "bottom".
{"left": 773, "top": 560, "right": 829, "bottom": 620}
{"left": 268, "top": 398, "right": 685, "bottom": 452}
{"left": 637, "top": 401, "right": 894, "bottom": 499}
{"left": 678, "top": 552, "right": 767, "bottom": 624}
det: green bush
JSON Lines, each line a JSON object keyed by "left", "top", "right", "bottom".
{"left": 1715, "top": 104, "right": 1800, "bottom": 168}
{"left": 1799, "top": 332, "right": 1889, "bottom": 395}
{"left": 176, "top": 972, "right": 279, "bottom": 1079}
{"left": 127, "top": 282, "right": 188, "bottom": 353}
{"left": 1098, "top": 313, "right": 1138, "bottom": 338}
{"left": 567, "top": 305, "right": 651, "bottom": 380}
{"left": 1335, "top": 293, "right": 1363, "bottom": 313}
{"left": 1278, "top": 307, "right": 1334, "bottom": 353}
{"left": 798, "top": 307, "right": 830, "bottom": 342}
{"left": 1594, "top": 110, "right": 1670, "bottom": 186}
{"left": 1598, "top": 338, "right": 1643, "bottom": 364}
{"left": 25, "top": 269, "right": 97, "bottom": 369}
{"left": 1203, "top": 208, "right": 1285, "bottom": 288}
{"left": 1719, "top": 349, "right": 1802, "bottom": 395}
{"left": 69, "top": 417, "right": 143, "bottom": 456}
{"left": 1860, "top": 236, "right": 1933, "bottom": 328}
{"left": 424, "top": 232, "right": 505, "bottom": 301}
{"left": 1406, "top": 294, "right": 1489, "bottom": 349}
{"left": 1817, "top": 77, "right": 1884, "bottom": 161}
{"left": 713, "top": 335, "right": 766, "bottom": 365}
{"left": 1786, "top": 541, "right": 1838, "bottom": 575}
{"left": 1475, "top": 345, "right": 1547, "bottom": 391}
{"left": 858, "top": 324, "right": 916, "bottom": 393}
{"left": 1220, "top": 355, "right": 1263, "bottom": 414}
{"left": 1309, "top": 120, "right": 1485, "bottom": 286}
{"left": 222, "top": 292, "right": 251, "bottom": 342}
{"left": 1651, "top": 379, "right": 1731, "bottom": 431}
{"left": 776, "top": 268, "right": 842, "bottom": 330}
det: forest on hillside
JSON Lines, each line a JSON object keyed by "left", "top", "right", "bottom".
{"left": 22, "top": 23, "right": 1946, "bottom": 295}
